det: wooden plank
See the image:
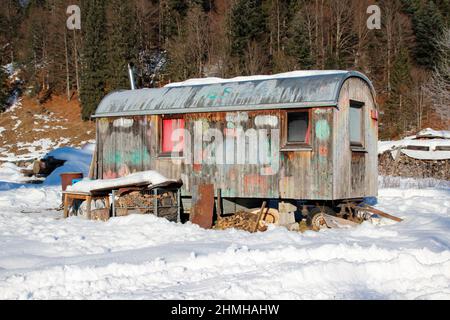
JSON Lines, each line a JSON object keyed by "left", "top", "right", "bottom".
{"left": 253, "top": 201, "right": 267, "bottom": 233}
{"left": 88, "top": 143, "right": 97, "bottom": 179}
{"left": 216, "top": 188, "right": 222, "bottom": 218}
{"left": 359, "top": 205, "right": 403, "bottom": 222}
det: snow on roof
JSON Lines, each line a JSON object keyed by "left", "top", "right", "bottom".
{"left": 401, "top": 149, "right": 450, "bottom": 161}
{"left": 67, "top": 170, "right": 177, "bottom": 193}
{"left": 94, "top": 70, "right": 375, "bottom": 118}
{"left": 379, "top": 132, "right": 450, "bottom": 160}
{"left": 164, "top": 70, "right": 348, "bottom": 87}
{"left": 415, "top": 128, "right": 450, "bottom": 139}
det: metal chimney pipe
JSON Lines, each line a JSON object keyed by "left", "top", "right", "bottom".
{"left": 128, "top": 63, "right": 136, "bottom": 90}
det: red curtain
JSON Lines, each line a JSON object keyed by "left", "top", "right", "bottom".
{"left": 162, "top": 119, "right": 185, "bottom": 153}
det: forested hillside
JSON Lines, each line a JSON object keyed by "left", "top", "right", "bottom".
{"left": 0, "top": 0, "right": 449, "bottom": 139}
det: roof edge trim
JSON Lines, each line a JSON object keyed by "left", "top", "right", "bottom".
{"left": 92, "top": 101, "right": 338, "bottom": 118}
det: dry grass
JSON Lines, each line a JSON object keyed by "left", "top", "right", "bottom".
{"left": 0, "top": 95, "right": 95, "bottom": 163}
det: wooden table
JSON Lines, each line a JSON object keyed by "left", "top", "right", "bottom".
{"left": 63, "top": 191, "right": 110, "bottom": 219}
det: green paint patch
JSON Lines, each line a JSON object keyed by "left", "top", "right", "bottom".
{"left": 315, "top": 120, "right": 330, "bottom": 141}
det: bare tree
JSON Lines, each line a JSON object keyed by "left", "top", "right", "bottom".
{"left": 244, "top": 41, "right": 268, "bottom": 75}
{"left": 425, "top": 28, "right": 450, "bottom": 128}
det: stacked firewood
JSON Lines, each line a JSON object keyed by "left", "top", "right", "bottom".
{"left": 379, "top": 152, "right": 450, "bottom": 180}
{"left": 116, "top": 191, "right": 155, "bottom": 209}
{"left": 115, "top": 190, "right": 178, "bottom": 222}
{"left": 214, "top": 211, "right": 267, "bottom": 233}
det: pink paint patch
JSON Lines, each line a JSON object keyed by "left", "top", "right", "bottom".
{"left": 319, "top": 146, "right": 328, "bottom": 157}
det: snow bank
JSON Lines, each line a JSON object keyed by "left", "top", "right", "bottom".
{"left": 67, "top": 170, "right": 176, "bottom": 193}
{"left": 43, "top": 146, "right": 94, "bottom": 186}
{"left": 0, "top": 184, "right": 449, "bottom": 299}
{"left": 0, "top": 163, "right": 27, "bottom": 183}
{"left": 0, "top": 163, "right": 43, "bottom": 190}
{"left": 165, "top": 70, "right": 347, "bottom": 87}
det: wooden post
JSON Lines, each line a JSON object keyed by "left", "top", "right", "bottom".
{"left": 86, "top": 195, "right": 92, "bottom": 220}
{"left": 216, "top": 188, "right": 222, "bottom": 218}
{"left": 63, "top": 194, "right": 69, "bottom": 218}
{"left": 253, "top": 201, "right": 267, "bottom": 233}
{"left": 88, "top": 144, "right": 97, "bottom": 179}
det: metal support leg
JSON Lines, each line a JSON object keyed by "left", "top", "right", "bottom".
{"left": 154, "top": 188, "right": 158, "bottom": 217}
{"left": 111, "top": 190, "right": 115, "bottom": 217}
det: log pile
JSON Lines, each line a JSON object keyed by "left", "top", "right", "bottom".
{"left": 116, "top": 191, "right": 155, "bottom": 209}
{"left": 115, "top": 190, "right": 178, "bottom": 222}
{"left": 20, "top": 156, "right": 66, "bottom": 178}
{"left": 214, "top": 211, "right": 268, "bottom": 233}
{"left": 379, "top": 151, "right": 450, "bottom": 180}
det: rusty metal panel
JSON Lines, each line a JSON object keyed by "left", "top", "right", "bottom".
{"left": 93, "top": 72, "right": 376, "bottom": 117}
{"left": 189, "top": 184, "right": 215, "bottom": 229}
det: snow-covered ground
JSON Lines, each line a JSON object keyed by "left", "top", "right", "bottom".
{"left": 0, "top": 180, "right": 449, "bottom": 299}
{"left": 0, "top": 140, "right": 449, "bottom": 300}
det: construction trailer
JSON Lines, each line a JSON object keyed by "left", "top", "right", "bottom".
{"left": 92, "top": 71, "right": 378, "bottom": 220}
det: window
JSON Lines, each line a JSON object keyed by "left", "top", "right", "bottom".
{"left": 160, "top": 117, "right": 185, "bottom": 156}
{"left": 406, "top": 145, "right": 429, "bottom": 151}
{"left": 282, "top": 110, "right": 311, "bottom": 150}
{"left": 349, "top": 101, "right": 364, "bottom": 148}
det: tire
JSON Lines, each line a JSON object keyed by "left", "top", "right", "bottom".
{"left": 307, "top": 206, "right": 337, "bottom": 230}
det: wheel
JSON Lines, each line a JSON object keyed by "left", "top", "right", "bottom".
{"left": 307, "top": 206, "right": 336, "bottom": 230}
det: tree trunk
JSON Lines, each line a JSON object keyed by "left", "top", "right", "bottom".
{"left": 64, "top": 29, "right": 71, "bottom": 102}
{"left": 73, "top": 29, "right": 80, "bottom": 96}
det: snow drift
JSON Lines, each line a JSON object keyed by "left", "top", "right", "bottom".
{"left": 43, "top": 144, "right": 94, "bottom": 186}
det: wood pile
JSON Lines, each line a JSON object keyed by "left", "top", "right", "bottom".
{"left": 379, "top": 152, "right": 450, "bottom": 180}
{"left": 116, "top": 191, "right": 155, "bottom": 209}
{"left": 115, "top": 190, "right": 178, "bottom": 222}
{"left": 214, "top": 211, "right": 268, "bottom": 233}
{"left": 20, "top": 156, "right": 66, "bottom": 178}
{"left": 90, "top": 208, "right": 110, "bottom": 222}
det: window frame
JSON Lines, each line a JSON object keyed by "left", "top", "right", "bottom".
{"left": 281, "top": 109, "right": 312, "bottom": 151}
{"left": 349, "top": 100, "right": 365, "bottom": 150}
{"left": 158, "top": 115, "right": 186, "bottom": 158}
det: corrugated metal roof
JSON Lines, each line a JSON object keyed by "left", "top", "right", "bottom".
{"left": 93, "top": 71, "right": 375, "bottom": 118}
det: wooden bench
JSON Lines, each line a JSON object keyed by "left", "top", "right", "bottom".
{"left": 62, "top": 191, "right": 110, "bottom": 219}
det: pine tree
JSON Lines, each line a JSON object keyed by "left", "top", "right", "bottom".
{"left": 412, "top": 1, "right": 444, "bottom": 69}
{"left": 21, "top": 0, "right": 49, "bottom": 95}
{"left": 229, "top": 0, "right": 267, "bottom": 61}
{"left": 0, "top": 0, "right": 22, "bottom": 65}
{"left": 0, "top": 66, "right": 9, "bottom": 112}
{"left": 80, "top": 0, "right": 108, "bottom": 120}
{"left": 434, "top": 0, "right": 450, "bottom": 25}
{"left": 107, "top": 0, "right": 138, "bottom": 91}
{"left": 400, "top": 0, "right": 420, "bottom": 14}
{"left": 286, "top": 11, "right": 314, "bottom": 70}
